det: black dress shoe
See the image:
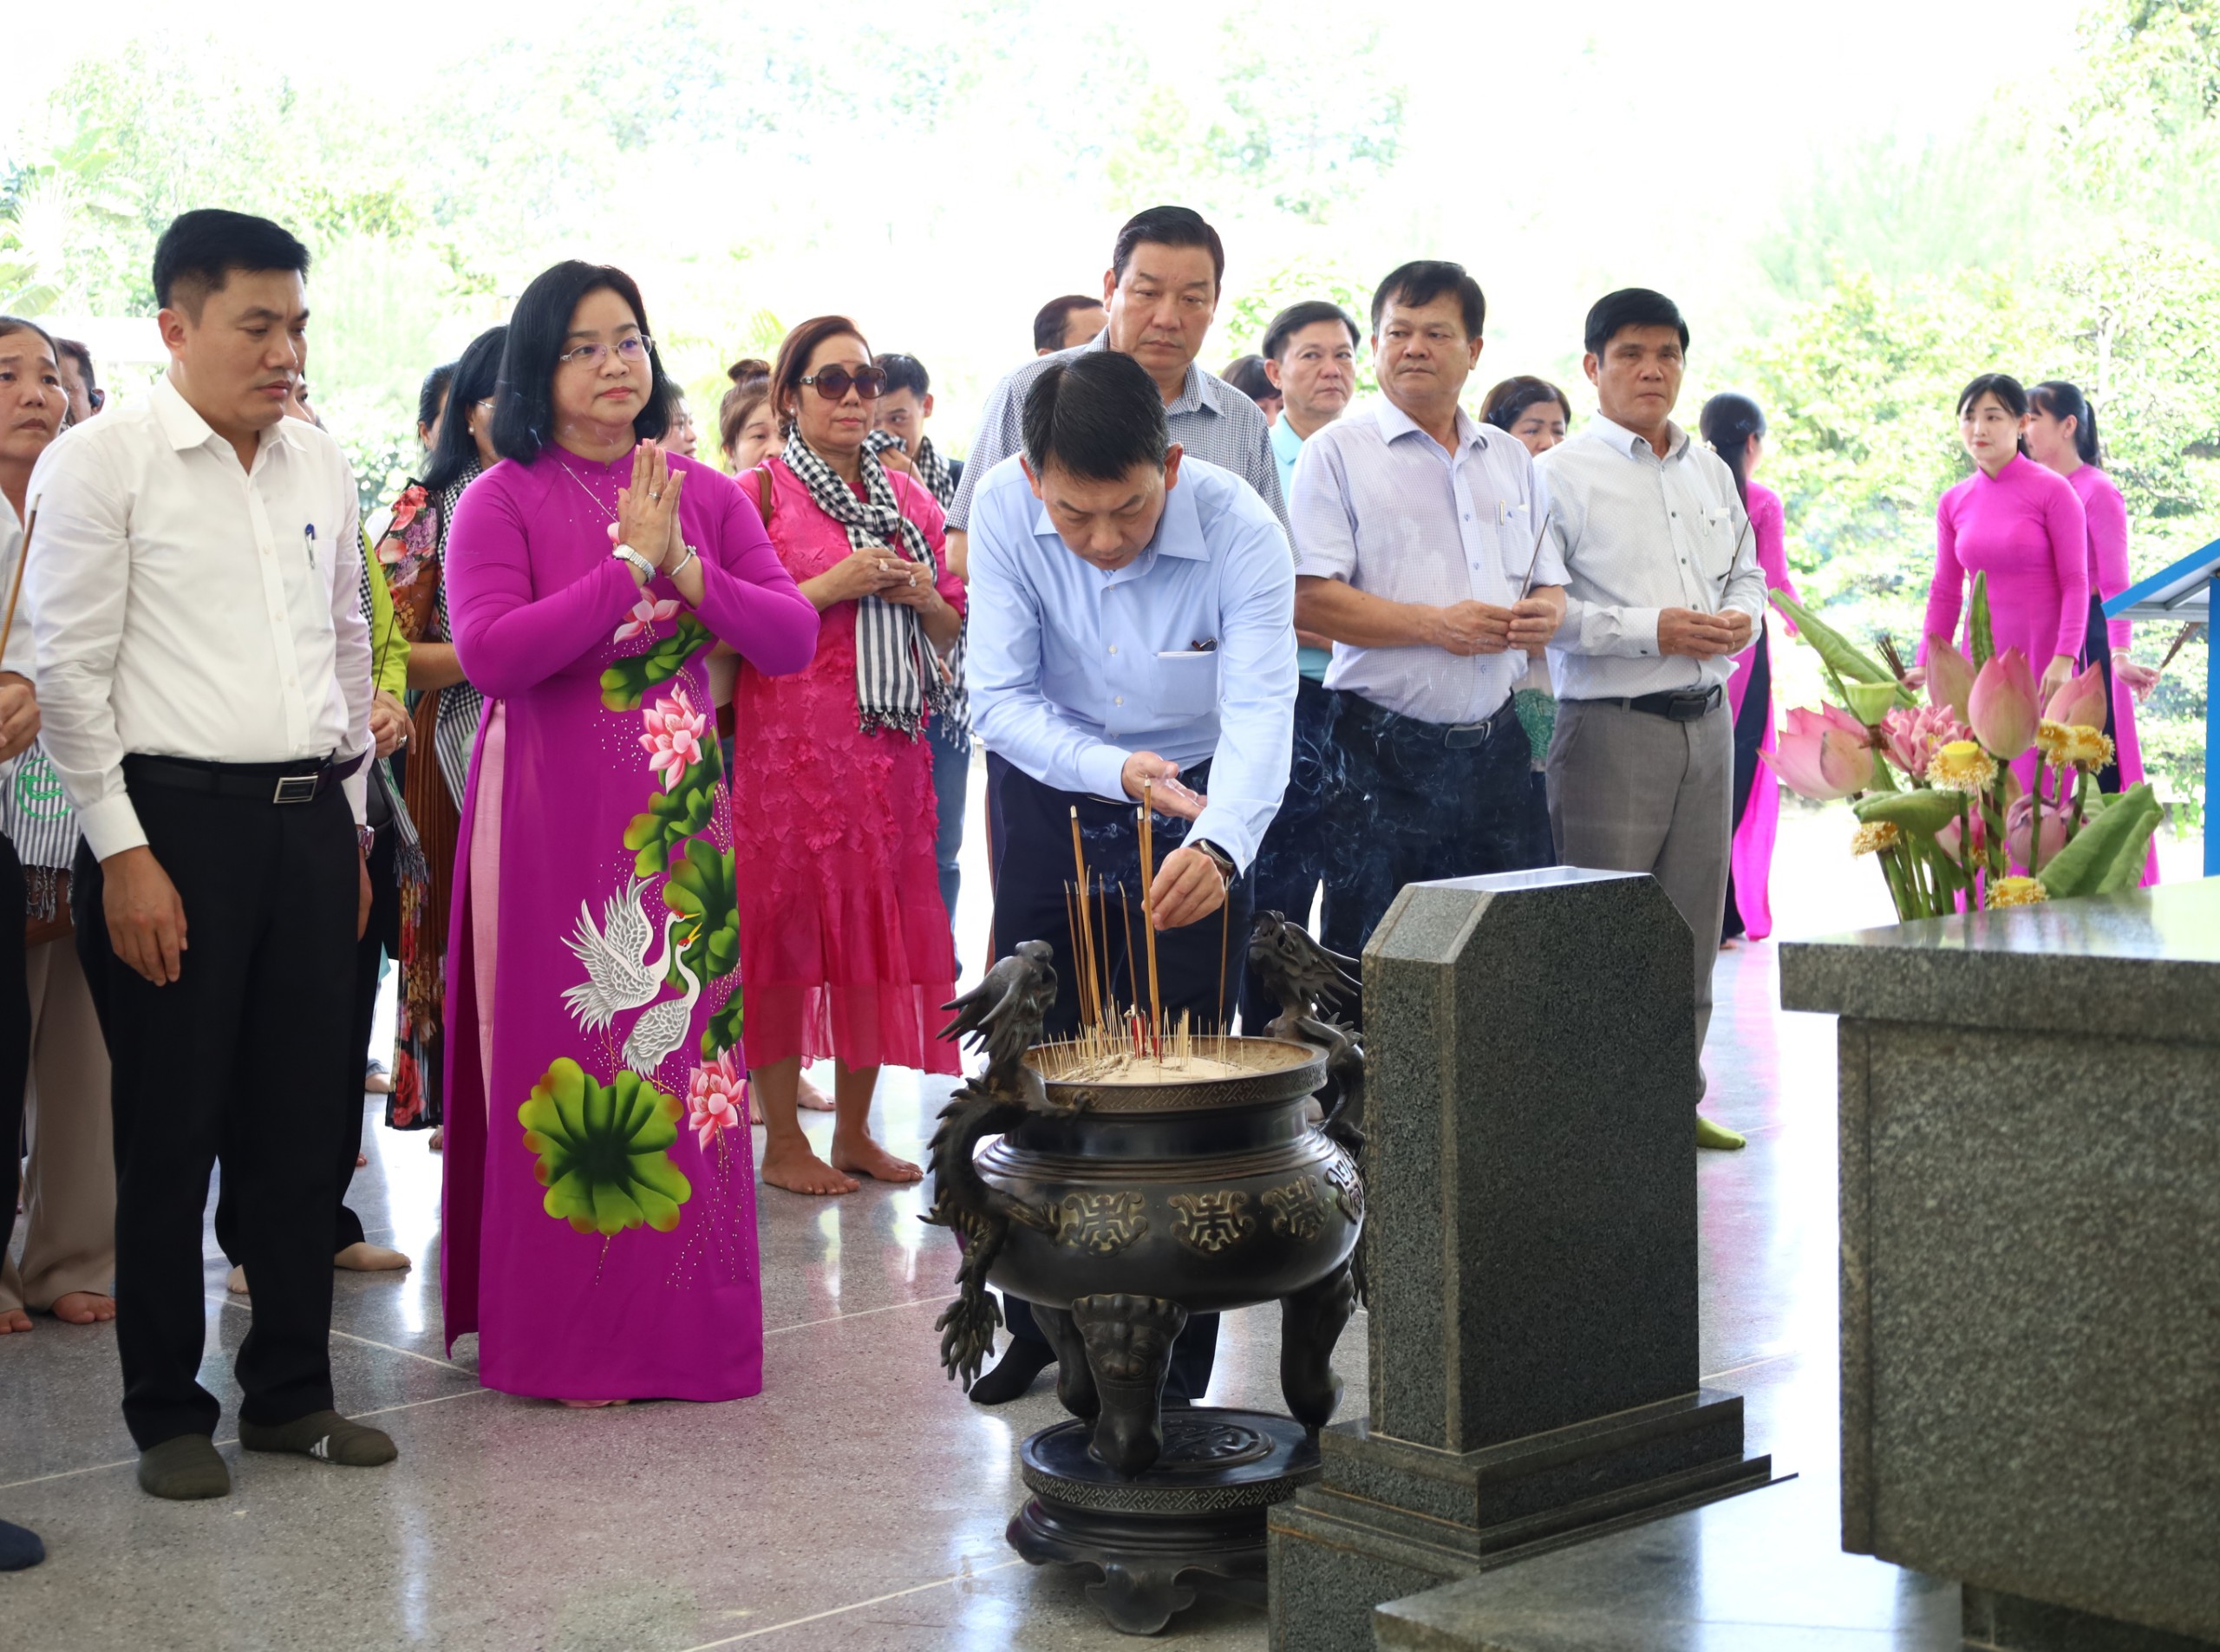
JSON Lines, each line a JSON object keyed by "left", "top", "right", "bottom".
{"left": 968, "top": 1339, "right": 1054, "bottom": 1405}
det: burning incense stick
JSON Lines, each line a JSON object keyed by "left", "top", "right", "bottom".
{"left": 1068, "top": 808, "right": 1100, "bottom": 1029}
{"left": 1137, "top": 789, "right": 1163, "bottom": 1050}
{"left": 0, "top": 507, "right": 36, "bottom": 669}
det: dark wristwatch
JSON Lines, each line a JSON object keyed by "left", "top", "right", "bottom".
{"left": 1190, "top": 838, "right": 1236, "bottom": 885}
{"left": 356, "top": 825, "right": 377, "bottom": 858}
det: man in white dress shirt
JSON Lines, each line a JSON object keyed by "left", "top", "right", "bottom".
{"left": 1537, "top": 289, "right": 1766, "bottom": 1152}
{"left": 28, "top": 210, "right": 398, "bottom": 1498}
{"left": 1291, "top": 261, "right": 1566, "bottom": 961}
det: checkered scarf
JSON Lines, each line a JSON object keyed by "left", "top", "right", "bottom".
{"left": 779, "top": 433, "right": 953, "bottom": 740}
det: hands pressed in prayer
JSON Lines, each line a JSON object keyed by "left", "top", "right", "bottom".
{"left": 614, "top": 441, "right": 684, "bottom": 579}
{"left": 802, "top": 547, "right": 912, "bottom": 611}
{"left": 1657, "top": 606, "right": 1752, "bottom": 659}
{"left": 1431, "top": 600, "right": 1516, "bottom": 656}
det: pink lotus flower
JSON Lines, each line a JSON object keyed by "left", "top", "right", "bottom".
{"left": 2005, "top": 794, "right": 2067, "bottom": 872}
{"left": 686, "top": 1051, "right": 747, "bottom": 1147}
{"left": 1936, "top": 809, "right": 1986, "bottom": 866}
{"left": 1880, "top": 703, "right": 1973, "bottom": 781}
{"left": 640, "top": 689, "right": 708, "bottom": 789}
{"left": 615, "top": 592, "right": 681, "bottom": 643}
{"left": 1968, "top": 648, "right": 2040, "bottom": 760}
{"left": 2042, "top": 662, "right": 2108, "bottom": 732}
{"left": 1925, "top": 639, "right": 1976, "bottom": 724}
{"left": 1763, "top": 705, "right": 1876, "bottom": 800}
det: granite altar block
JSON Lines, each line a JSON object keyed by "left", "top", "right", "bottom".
{"left": 1268, "top": 869, "right": 1772, "bottom": 1650}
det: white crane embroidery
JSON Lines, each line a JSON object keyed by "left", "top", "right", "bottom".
{"left": 621, "top": 943, "right": 703, "bottom": 1076}
{"left": 562, "top": 879, "right": 683, "bottom": 1034}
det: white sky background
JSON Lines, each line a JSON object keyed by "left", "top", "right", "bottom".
{"left": 13, "top": 0, "right": 2093, "bottom": 416}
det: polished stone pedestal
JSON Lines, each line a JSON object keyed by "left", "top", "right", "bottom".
{"left": 1269, "top": 871, "right": 1773, "bottom": 1650}
{"left": 1784, "top": 879, "right": 2220, "bottom": 1650}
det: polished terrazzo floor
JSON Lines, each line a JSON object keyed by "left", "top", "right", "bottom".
{"left": 3, "top": 780, "right": 1933, "bottom": 1649}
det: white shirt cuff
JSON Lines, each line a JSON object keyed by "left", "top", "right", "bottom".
{"left": 80, "top": 793, "right": 148, "bottom": 860}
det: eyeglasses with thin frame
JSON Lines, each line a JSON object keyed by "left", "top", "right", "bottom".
{"left": 558, "top": 335, "right": 654, "bottom": 369}
{"left": 800, "top": 366, "right": 886, "bottom": 402}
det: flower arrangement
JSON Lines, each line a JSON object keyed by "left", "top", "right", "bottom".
{"left": 1763, "top": 574, "right": 2163, "bottom": 920}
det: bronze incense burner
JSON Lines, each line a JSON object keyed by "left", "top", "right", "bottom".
{"left": 926, "top": 916, "right": 1366, "bottom": 1634}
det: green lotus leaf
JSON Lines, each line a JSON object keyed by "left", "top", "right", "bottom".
{"left": 517, "top": 1059, "right": 691, "bottom": 1235}
{"left": 2037, "top": 782, "right": 2161, "bottom": 901}
{"left": 1853, "top": 789, "right": 1962, "bottom": 837}
{"left": 702, "top": 992, "right": 744, "bottom": 1061}
{"left": 665, "top": 838, "right": 740, "bottom": 989}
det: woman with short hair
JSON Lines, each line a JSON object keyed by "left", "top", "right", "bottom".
{"left": 732, "top": 316, "right": 963, "bottom": 1198}
{"left": 442, "top": 262, "right": 818, "bottom": 1403}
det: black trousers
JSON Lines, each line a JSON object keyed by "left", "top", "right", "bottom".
{"left": 1237, "top": 676, "right": 1335, "bottom": 1031}
{"left": 1319, "top": 692, "right": 1538, "bottom": 965}
{"left": 989, "top": 758, "right": 1250, "bottom": 1403}
{"left": 210, "top": 809, "right": 396, "bottom": 1261}
{"left": 0, "top": 836, "right": 29, "bottom": 1286}
{"left": 75, "top": 770, "right": 359, "bottom": 1447}
{"left": 2078, "top": 594, "right": 2125, "bottom": 795}
{"left": 1722, "top": 633, "right": 1772, "bottom": 943}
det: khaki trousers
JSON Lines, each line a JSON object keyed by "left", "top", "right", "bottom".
{"left": 1546, "top": 698, "right": 1733, "bottom": 1100}
{"left": 1, "top": 934, "right": 116, "bottom": 1311}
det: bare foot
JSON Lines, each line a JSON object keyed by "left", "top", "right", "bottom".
{"left": 0, "top": 1308, "right": 30, "bottom": 1334}
{"left": 1720, "top": 937, "right": 1741, "bottom": 952}
{"left": 49, "top": 1292, "right": 115, "bottom": 1324}
{"left": 356, "top": 1152, "right": 369, "bottom": 1167}
{"left": 761, "top": 1136, "right": 859, "bottom": 1197}
{"left": 558, "top": 1398, "right": 632, "bottom": 1408}
{"left": 796, "top": 1074, "right": 836, "bottom": 1112}
{"left": 226, "top": 1265, "right": 248, "bottom": 1295}
{"left": 335, "top": 1242, "right": 411, "bottom": 1273}
{"left": 428, "top": 1128, "right": 444, "bottom": 1152}
{"left": 830, "top": 1134, "right": 924, "bottom": 1185}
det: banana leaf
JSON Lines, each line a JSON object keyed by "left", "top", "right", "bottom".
{"left": 1769, "top": 593, "right": 1917, "bottom": 707}
{"left": 1853, "top": 788, "right": 1962, "bottom": 837}
{"left": 2036, "top": 782, "right": 2162, "bottom": 900}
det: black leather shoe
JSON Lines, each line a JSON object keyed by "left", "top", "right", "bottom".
{"left": 968, "top": 1339, "right": 1054, "bottom": 1405}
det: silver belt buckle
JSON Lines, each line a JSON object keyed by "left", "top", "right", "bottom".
{"left": 272, "top": 773, "right": 319, "bottom": 805}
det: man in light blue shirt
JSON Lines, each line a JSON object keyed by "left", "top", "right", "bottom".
{"left": 963, "top": 348, "right": 1297, "bottom": 1407}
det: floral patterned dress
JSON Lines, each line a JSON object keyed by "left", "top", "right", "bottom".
{"left": 730, "top": 458, "right": 963, "bottom": 1076}
{"left": 440, "top": 447, "right": 818, "bottom": 1401}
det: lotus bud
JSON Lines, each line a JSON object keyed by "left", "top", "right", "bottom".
{"left": 1764, "top": 707, "right": 1876, "bottom": 800}
{"left": 2005, "top": 795, "right": 2068, "bottom": 872}
{"left": 2042, "top": 662, "right": 2108, "bottom": 734}
{"left": 1968, "top": 648, "right": 2040, "bottom": 759}
{"left": 1841, "top": 680, "right": 1901, "bottom": 727}
{"left": 1926, "top": 639, "right": 1976, "bottom": 723}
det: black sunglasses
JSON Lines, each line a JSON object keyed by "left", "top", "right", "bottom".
{"left": 800, "top": 366, "right": 886, "bottom": 402}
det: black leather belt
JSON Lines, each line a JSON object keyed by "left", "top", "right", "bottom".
{"left": 1613, "top": 685, "right": 1724, "bottom": 722}
{"left": 1341, "top": 692, "right": 1518, "bottom": 749}
{"left": 123, "top": 751, "right": 366, "bottom": 806}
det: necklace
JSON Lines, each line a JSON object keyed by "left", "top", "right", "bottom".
{"left": 555, "top": 450, "right": 620, "bottom": 526}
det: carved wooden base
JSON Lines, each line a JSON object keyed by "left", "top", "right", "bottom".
{"left": 1008, "top": 1407, "right": 1322, "bottom": 1635}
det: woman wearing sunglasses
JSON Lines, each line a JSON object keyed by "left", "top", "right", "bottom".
{"left": 732, "top": 316, "right": 965, "bottom": 1197}
{"left": 441, "top": 262, "right": 819, "bottom": 1406}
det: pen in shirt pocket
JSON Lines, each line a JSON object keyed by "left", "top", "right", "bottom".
{"left": 303, "top": 522, "right": 317, "bottom": 567}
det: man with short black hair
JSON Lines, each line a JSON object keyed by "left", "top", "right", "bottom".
{"left": 963, "top": 347, "right": 1296, "bottom": 1406}
{"left": 871, "top": 352, "right": 963, "bottom": 506}
{"left": 1537, "top": 288, "right": 1766, "bottom": 1152}
{"left": 1033, "top": 293, "right": 1107, "bottom": 356}
{"left": 28, "top": 207, "right": 397, "bottom": 1499}
{"left": 1235, "top": 298, "right": 1360, "bottom": 1027}
{"left": 950, "top": 206, "right": 1285, "bottom": 576}
{"left": 1293, "top": 260, "right": 1565, "bottom": 963}
{"left": 53, "top": 339, "right": 101, "bottom": 424}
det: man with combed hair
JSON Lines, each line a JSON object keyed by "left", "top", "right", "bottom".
{"left": 1538, "top": 287, "right": 1766, "bottom": 1152}
{"left": 1293, "top": 261, "right": 1565, "bottom": 964}
{"left": 1033, "top": 293, "right": 1107, "bottom": 356}
{"left": 962, "top": 348, "right": 1296, "bottom": 1407}
{"left": 28, "top": 208, "right": 398, "bottom": 1499}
